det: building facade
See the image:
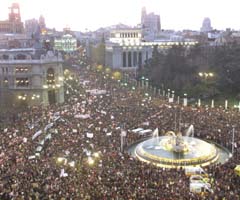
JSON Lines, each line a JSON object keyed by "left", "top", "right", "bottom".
{"left": 201, "top": 18, "right": 213, "bottom": 33}
{"left": 54, "top": 34, "right": 77, "bottom": 52}
{"left": 0, "top": 49, "right": 64, "bottom": 107}
{"left": 141, "top": 7, "right": 161, "bottom": 41}
{"left": 105, "top": 29, "right": 198, "bottom": 70}
{"left": 0, "top": 33, "right": 33, "bottom": 49}
{"left": 25, "top": 18, "right": 40, "bottom": 37}
{"left": 0, "top": 3, "right": 24, "bottom": 34}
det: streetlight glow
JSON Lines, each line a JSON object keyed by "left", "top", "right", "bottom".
{"left": 93, "top": 152, "right": 100, "bottom": 158}
{"left": 87, "top": 157, "right": 94, "bottom": 165}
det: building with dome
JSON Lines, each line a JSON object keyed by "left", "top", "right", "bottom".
{"left": 201, "top": 18, "right": 213, "bottom": 33}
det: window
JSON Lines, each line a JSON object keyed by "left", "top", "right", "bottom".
{"left": 15, "top": 67, "right": 28, "bottom": 73}
{"left": 16, "top": 78, "right": 29, "bottom": 87}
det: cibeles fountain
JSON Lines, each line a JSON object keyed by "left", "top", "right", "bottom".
{"left": 130, "top": 126, "right": 231, "bottom": 168}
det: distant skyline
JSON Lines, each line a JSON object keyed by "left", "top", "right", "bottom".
{"left": 1, "top": 0, "right": 240, "bottom": 32}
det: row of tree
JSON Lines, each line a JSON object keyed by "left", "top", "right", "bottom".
{"left": 139, "top": 43, "right": 240, "bottom": 99}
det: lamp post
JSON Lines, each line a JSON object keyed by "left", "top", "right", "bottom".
{"left": 141, "top": 76, "right": 145, "bottom": 88}
{"left": 183, "top": 93, "right": 187, "bottom": 107}
{"left": 225, "top": 100, "right": 228, "bottom": 110}
{"left": 145, "top": 78, "right": 149, "bottom": 90}
{"left": 211, "top": 99, "right": 214, "bottom": 108}
{"left": 172, "top": 90, "right": 175, "bottom": 100}
{"left": 167, "top": 89, "right": 170, "bottom": 98}
{"left": 232, "top": 126, "right": 235, "bottom": 155}
{"left": 198, "top": 99, "right": 201, "bottom": 107}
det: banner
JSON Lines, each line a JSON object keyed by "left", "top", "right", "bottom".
{"left": 32, "top": 130, "right": 42, "bottom": 140}
{"left": 86, "top": 133, "right": 94, "bottom": 138}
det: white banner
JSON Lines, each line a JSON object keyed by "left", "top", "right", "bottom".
{"left": 32, "top": 130, "right": 42, "bottom": 140}
{"left": 86, "top": 133, "right": 94, "bottom": 138}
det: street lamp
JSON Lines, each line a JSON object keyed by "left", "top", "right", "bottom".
{"left": 183, "top": 93, "right": 187, "bottom": 107}
{"left": 87, "top": 156, "right": 94, "bottom": 165}
{"left": 145, "top": 78, "right": 149, "bottom": 89}
{"left": 198, "top": 72, "right": 214, "bottom": 79}
{"left": 172, "top": 90, "right": 175, "bottom": 99}
{"left": 141, "top": 76, "right": 145, "bottom": 88}
{"left": 167, "top": 89, "right": 170, "bottom": 98}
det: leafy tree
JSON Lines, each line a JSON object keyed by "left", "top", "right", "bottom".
{"left": 90, "top": 35, "right": 105, "bottom": 65}
{"left": 161, "top": 45, "right": 197, "bottom": 92}
{"left": 141, "top": 45, "right": 199, "bottom": 95}
{"left": 211, "top": 43, "right": 240, "bottom": 95}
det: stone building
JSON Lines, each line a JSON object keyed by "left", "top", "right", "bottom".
{"left": 0, "top": 48, "right": 64, "bottom": 108}
{"left": 105, "top": 28, "right": 198, "bottom": 71}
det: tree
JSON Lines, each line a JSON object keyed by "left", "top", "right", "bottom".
{"left": 141, "top": 45, "right": 199, "bottom": 94}
{"left": 90, "top": 35, "right": 105, "bottom": 65}
{"left": 161, "top": 45, "right": 197, "bottom": 92}
{"left": 211, "top": 43, "right": 240, "bottom": 95}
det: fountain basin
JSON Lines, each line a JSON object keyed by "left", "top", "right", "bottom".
{"left": 132, "top": 136, "right": 229, "bottom": 168}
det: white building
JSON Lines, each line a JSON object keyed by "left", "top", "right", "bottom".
{"left": 54, "top": 34, "right": 77, "bottom": 52}
{"left": 0, "top": 48, "right": 64, "bottom": 107}
{"left": 105, "top": 29, "right": 198, "bottom": 71}
{"left": 201, "top": 18, "right": 213, "bottom": 33}
{"left": 141, "top": 7, "right": 161, "bottom": 41}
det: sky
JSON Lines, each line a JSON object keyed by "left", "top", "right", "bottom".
{"left": 0, "top": 0, "right": 240, "bottom": 32}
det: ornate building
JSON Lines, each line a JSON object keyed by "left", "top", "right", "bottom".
{"left": 0, "top": 49, "right": 64, "bottom": 107}
{"left": 0, "top": 3, "right": 24, "bottom": 34}
{"left": 105, "top": 29, "right": 198, "bottom": 71}
{"left": 54, "top": 34, "right": 77, "bottom": 52}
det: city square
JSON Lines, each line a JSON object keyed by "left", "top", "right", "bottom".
{"left": 0, "top": 1, "right": 240, "bottom": 199}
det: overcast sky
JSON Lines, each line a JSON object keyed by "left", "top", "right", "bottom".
{"left": 1, "top": 0, "right": 239, "bottom": 32}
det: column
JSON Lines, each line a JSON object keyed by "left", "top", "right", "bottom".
{"left": 136, "top": 51, "right": 139, "bottom": 68}
{"left": 128, "top": 51, "right": 132, "bottom": 67}
{"left": 126, "top": 51, "right": 128, "bottom": 68}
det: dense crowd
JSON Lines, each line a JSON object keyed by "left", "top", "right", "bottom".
{"left": 0, "top": 66, "right": 239, "bottom": 199}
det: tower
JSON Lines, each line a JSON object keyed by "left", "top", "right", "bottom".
{"left": 141, "top": 7, "right": 147, "bottom": 26}
{"left": 8, "top": 3, "right": 21, "bottom": 22}
{"left": 201, "top": 17, "right": 213, "bottom": 33}
{"left": 39, "top": 15, "right": 46, "bottom": 30}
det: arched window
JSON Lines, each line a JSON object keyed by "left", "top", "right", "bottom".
{"left": 47, "top": 68, "right": 55, "bottom": 85}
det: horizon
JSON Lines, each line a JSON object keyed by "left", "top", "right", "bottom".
{"left": 1, "top": 0, "right": 240, "bottom": 32}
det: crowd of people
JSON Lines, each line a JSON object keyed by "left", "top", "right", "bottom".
{"left": 0, "top": 65, "right": 239, "bottom": 199}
